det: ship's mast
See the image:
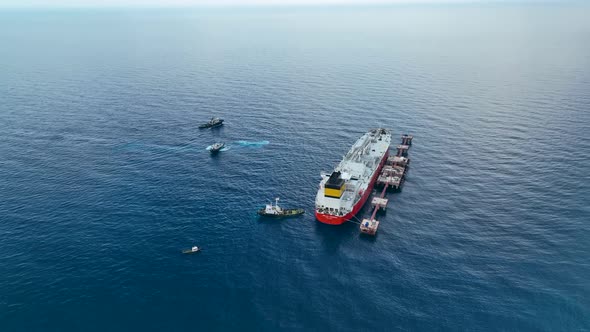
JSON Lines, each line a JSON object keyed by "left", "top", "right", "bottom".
{"left": 275, "top": 197, "right": 281, "bottom": 212}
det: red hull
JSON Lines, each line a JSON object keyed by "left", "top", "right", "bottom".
{"left": 315, "top": 150, "right": 389, "bottom": 225}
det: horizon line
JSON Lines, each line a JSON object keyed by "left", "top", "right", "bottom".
{"left": 0, "top": 0, "right": 575, "bottom": 10}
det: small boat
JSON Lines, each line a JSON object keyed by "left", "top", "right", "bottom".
{"left": 199, "top": 117, "right": 224, "bottom": 129}
{"left": 257, "top": 197, "right": 305, "bottom": 218}
{"left": 182, "top": 246, "right": 201, "bottom": 254}
{"left": 209, "top": 142, "right": 225, "bottom": 153}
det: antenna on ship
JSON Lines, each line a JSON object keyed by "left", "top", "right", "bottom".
{"left": 275, "top": 197, "right": 281, "bottom": 211}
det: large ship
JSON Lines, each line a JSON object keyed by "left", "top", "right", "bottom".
{"left": 315, "top": 128, "right": 392, "bottom": 225}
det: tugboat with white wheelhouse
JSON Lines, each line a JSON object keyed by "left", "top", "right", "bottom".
{"left": 257, "top": 198, "right": 304, "bottom": 218}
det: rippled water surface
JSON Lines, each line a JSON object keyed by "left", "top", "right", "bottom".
{"left": 1, "top": 3, "right": 589, "bottom": 331}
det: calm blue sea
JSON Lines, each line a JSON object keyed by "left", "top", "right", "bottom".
{"left": 1, "top": 3, "right": 589, "bottom": 331}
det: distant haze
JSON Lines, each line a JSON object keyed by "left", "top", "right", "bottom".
{"left": 0, "top": 0, "right": 528, "bottom": 9}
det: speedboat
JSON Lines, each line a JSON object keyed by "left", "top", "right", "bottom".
{"left": 182, "top": 246, "right": 201, "bottom": 254}
{"left": 210, "top": 142, "right": 225, "bottom": 153}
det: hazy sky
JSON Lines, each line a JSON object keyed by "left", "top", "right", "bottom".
{"left": 1, "top": 0, "right": 507, "bottom": 9}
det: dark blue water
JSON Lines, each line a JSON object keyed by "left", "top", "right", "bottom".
{"left": 1, "top": 3, "right": 589, "bottom": 331}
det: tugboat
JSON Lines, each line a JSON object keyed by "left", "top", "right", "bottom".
{"left": 199, "top": 117, "right": 224, "bottom": 129}
{"left": 209, "top": 142, "right": 225, "bottom": 153}
{"left": 182, "top": 246, "right": 201, "bottom": 254}
{"left": 257, "top": 198, "right": 305, "bottom": 218}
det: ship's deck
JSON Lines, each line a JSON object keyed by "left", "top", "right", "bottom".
{"left": 316, "top": 129, "right": 392, "bottom": 216}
